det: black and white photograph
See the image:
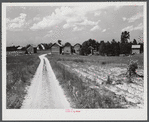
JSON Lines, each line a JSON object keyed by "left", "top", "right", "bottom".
{"left": 2, "top": 2, "right": 147, "bottom": 120}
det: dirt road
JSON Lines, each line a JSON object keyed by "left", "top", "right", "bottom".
{"left": 21, "top": 54, "right": 71, "bottom": 109}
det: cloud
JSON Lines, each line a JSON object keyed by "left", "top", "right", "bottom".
{"left": 76, "top": 19, "right": 100, "bottom": 26}
{"left": 121, "top": 23, "right": 143, "bottom": 32}
{"left": 122, "top": 17, "right": 127, "bottom": 21}
{"left": 134, "top": 23, "right": 143, "bottom": 30}
{"left": 127, "top": 12, "right": 143, "bottom": 23}
{"left": 94, "top": 12, "right": 101, "bottom": 16}
{"left": 90, "top": 25, "right": 100, "bottom": 31}
{"left": 121, "top": 25, "right": 133, "bottom": 32}
{"left": 73, "top": 26, "right": 84, "bottom": 31}
{"left": 30, "top": 5, "right": 120, "bottom": 30}
{"left": 7, "top": 13, "right": 27, "bottom": 31}
{"left": 63, "top": 24, "right": 70, "bottom": 29}
{"left": 102, "top": 29, "right": 106, "bottom": 32}
{"left": 33, "top": 16, "right": 41, "bottom": 22}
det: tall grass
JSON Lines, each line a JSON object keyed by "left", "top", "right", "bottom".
{"left": 7, "top": 54, "right": 40, "bottom": 109}
{"left": 47, "top": 55, "right": 126, "bottom": 108}
{"left": 48, "top": 53, "right": 143, "bottom": 67}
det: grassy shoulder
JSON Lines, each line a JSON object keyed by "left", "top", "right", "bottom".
{"left": 46, "top": 54, "right": 135, "bottom": 108}
{"left": 7, "top": 53, "right": 40, "bottom": 109}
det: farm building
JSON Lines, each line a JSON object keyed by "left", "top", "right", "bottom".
{"left": 132, "top": 45, "right": 141, "bottom": 54}
{"left": 73, "top": 43, "right": 81, "bottom": 54}
{"left": 17, "top": 46, "right": 23, "bottom": 51}
{"left": 25, "top": 45, "right": 37, "bottom": 54}
{"left": 37, "top": 44, "right": 45, "bottom": 50}
{"left": 51, "top": 43, "right": 62, "bottom": 54}
{"left": 63, "top": 42, "right": 72, "bottom": 55}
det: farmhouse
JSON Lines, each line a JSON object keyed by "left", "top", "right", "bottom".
{"left": 73, "top": 43, "right": 81, "bottom": 55}
{"left": 25, "top": 45, "right": 37, "bottom": 54}
{"left": 132, "top": 45, "right": 141, "bottom": 54}
{"left": 51, "top": 43, "right": 62, "bottom": 54}
{"left": 63, "top": 42, "right": 72, "bottom": 55}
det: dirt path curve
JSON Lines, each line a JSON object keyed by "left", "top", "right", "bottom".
{"left": 21, "top": 54, "right": 71, "bottom": 109}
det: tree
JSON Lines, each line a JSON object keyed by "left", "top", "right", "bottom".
{"left": 105, "top": 41, "right": 111, "bottom": 56}
{"left": 133, "top": 39, "right": 137, "bottom": 45}
{"left": 80, "top": 41, "right": 90, "bottom": 55}
{"left": 99, "top": 41, "right": 105, "bottom": 56}
{"left": 58, "top": 40, "right": 62, "bottom": 45}
{"left": 121, "top": 31, "right": 130, "bottom": 43}
{"left": 111, "top": 39, "right": 120, "bottom": 56}
{"left": 80, "top": 39, "right": 97, "bottom": 55}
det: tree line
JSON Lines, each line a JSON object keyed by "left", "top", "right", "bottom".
{"left": 80, "top": 31, "right": 143, "bottom": 56}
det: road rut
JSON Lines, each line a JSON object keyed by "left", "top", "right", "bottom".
{"left": 21, "top": 54, "right": 71, "bottom": 109}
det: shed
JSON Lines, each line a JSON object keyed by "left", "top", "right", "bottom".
{"left": 63, "top": 43, "right": 72, "bottom": 55}
{"left": 51, "top": 43, "right": 62, "bottom": 54}
{"left": 73, "top": 43, "right": 81, "bottom": 55}
{"left": 132, "top": 45, "right": 141, "bottom": 54}
{"left": 37, "top": 44, "right": 45, "bottom": 50}
{"left": 25, "top": 45, "right": 37, "bottom": 54}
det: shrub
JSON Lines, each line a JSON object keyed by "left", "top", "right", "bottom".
{"left": 127, "top": 60, "right": 138, "bottom": 77}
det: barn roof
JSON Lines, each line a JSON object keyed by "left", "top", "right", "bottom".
{"left": 64, "top": 42, "right": 71, "bottom": 47}
{"left": 52, "top": 43, "right": 62, "bottom": 47}
{"left": 73, "top": 43, "right": 81, "bottom": 47}
{"left": 17, "top": 46, "right": 23, "bottom": 49}
{"left": 132, "top": 45, "right": 141, "bottom": 48}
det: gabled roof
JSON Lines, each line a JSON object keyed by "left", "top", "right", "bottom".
{"left": 73, "top": 43, "right": 81, "bottom": 47}
{"left": 132, "top": 45, "right": 141, "bottom": 48}
{"left": 17, "top": 46, "right": 23, "bottom": 49}
{"left": 51, "top": 43, "right": 62, "bottom": 47}
{"left": 64, "top": 42, "right": 71, "bottom": 47}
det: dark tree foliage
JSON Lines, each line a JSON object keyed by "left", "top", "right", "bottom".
{"left": 139, "top": 43, "right": 144, "bottom": 53}
{"left": 121, "top": 31, "right": 130, "bottom": 43}
{"left": 58, "top": 40, "right": 62, "bottom": 45}
{"left": 80, "top": 39, "right": 97, "bottom": 55}
{"left": 133, "top": 39, "right": 137, "bottom": 45}
{"left": 99, "top": 41, "right": 105, "bottom": 56}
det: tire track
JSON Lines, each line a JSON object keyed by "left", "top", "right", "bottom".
{"left": 21, "top": 54, "right": 71, "bottom": 109}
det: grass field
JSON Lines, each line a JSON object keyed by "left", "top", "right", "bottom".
{"left": 6, "top": 50, "right": 144, "bottom": 109}
{"left": 46, "top": 53, "right": 144, "bottom": 108}
{"left": 6, "top": 50, "right": 50, "bottom": 109}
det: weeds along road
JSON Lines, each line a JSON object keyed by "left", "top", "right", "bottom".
{"left": 21, "top": 54, "right": 71, "bottom": 109}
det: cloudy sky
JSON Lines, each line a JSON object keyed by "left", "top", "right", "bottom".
{"left": 6, "top": 3, "right": 144, "bottom": 46}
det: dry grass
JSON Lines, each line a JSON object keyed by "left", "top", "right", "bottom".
{"left": 46, "top": 55, "right": 129, "bottom": 108}
{"left": 46, "top": 53, "right": 144, "bottom": 108}
{"left": 7, "top": 54, "right": 41, "bottom": 109}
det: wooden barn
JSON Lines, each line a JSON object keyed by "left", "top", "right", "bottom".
{"left": 63, "top": 42, "right": 72, "bottom": 55}
{"left": 37, "top": 44, "right": 45, "bottom": 50}
{"left": 25, "top": 45, "right": 37, "bottom": 54}
{"left": 51, "top": 43, "right": 62, "bottom": 54}
{"left": 132, "top": 45, "right": 141, "bottom": 54}
{"left": 73, "top": 43, "right": 81, "bottom": 55}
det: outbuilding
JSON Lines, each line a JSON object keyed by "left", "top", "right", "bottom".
{"left": 63, "top": 42, "right": 72, "bottom": 55}
{"left": 25, "top": 45, "right": 37, "bottom": 54}
{"left": 73, "top": 43, "right": 81, "bottom": 55}
{"left": 51, "top": 43, "right": 62, "bottom": 54}
{"left": 132, "top": 45, "right": 141, "bottom": 54}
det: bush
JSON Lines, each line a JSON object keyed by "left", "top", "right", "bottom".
{"left": 127, "top": 60, "right": 138, "bottom": 77}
